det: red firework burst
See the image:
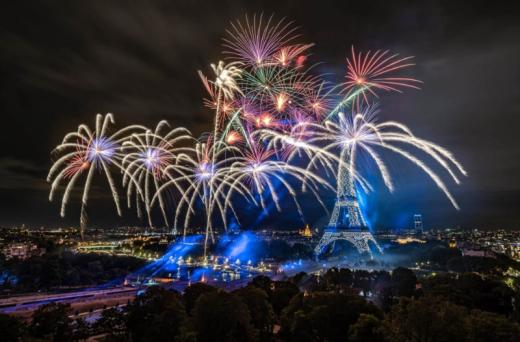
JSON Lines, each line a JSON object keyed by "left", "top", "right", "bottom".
{"left": 343, "top": 46, "right": 422, "bottom": 106}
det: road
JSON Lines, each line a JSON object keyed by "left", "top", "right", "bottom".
{"left": 0, "top": 287, "right": 137, "bottom": 319}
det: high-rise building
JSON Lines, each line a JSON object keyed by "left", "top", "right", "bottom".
{"left": 413, "top": 214, "right": 423, "bottom": 235}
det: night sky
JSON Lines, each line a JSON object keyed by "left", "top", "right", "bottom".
{"left": 1, "top": 1, "right": 519, "bottom": 230}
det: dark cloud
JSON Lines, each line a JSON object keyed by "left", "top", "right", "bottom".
{"left": 0, "top": 158, "right": 47, "bottom": 191}
{"left": 1, "top": 0, "right": 519, "bottom": 229}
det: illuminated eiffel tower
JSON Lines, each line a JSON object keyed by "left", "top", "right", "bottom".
{"left": 315, "top": 160, "right": 382, "bottom": 257}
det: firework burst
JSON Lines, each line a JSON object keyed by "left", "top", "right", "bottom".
{"left": 343, "top": 46, "right": 422, "bottom": 107}
{"left": 225, "top": 134, "right": 332, "bottom": 217}
{"left": 264, "top": 106, "right": 467, "bottom": 209}
{"left": 223, "top": 14, "right": 300, "bottom": 66}
{"left": 122, "top": 121, "right": 193, "bottom": 228}
{"left": 47, "top": 114, "right": 146, "bottom": 237}
{"left": 152, "top": 135, "right": 255, "bottom": 253}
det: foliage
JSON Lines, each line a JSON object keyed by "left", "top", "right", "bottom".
{"left": 125, "top": 286, "right": 187, "bottom": 342}
{"left": 280, "top": 291, "right": 382, "bottom": 342}
{"left": 2, "top": 265, "right": 518, "bottom": 341}
{"left": 348, "top": 313, "right": 386, "bottom": 342}
{"left": 183, "top": 282, "right": 218, "bottom": 315}
{"left": 29, "top": 303, "right": 73, "bottom": 341}
{"left": 383, "top": 296, "right": 520, "bottom": 342}
{"left": 191, "top": 290, "right": 257, "bottom": 342}
{"left": 2, "top": 252, "right": 145, "bottom": 292}
{"left": 0, "top": 313, "right": 26, "bottom": 342}
{"left": 234, "top": 285, "right": 276, "bottom": 340}
{"left": 422, "top": 272, "right": 516, "bottom": 316}
{"left": 96, "top": 307, "right": 127, "bottom": 340}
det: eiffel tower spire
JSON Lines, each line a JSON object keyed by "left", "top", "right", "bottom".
{"left": 315, "top": 152, "right": 382, "bottom": 257}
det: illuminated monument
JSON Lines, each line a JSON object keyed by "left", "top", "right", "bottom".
{"left": 315, "top": 160, "right": 382, "bottom": 257}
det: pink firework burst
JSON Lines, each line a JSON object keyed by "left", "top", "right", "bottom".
{"left": 63, "top": 154, "right": 90, "bottom": 179}
{"left": 343, "top": 46, "right": 422, "bottom": 105}
{"left": 223, "top": 14, "right": 300, "bottom": 66}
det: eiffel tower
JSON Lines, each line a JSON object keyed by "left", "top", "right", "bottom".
{"left": 315, "top": 161, "right": 382, "bottom": 257}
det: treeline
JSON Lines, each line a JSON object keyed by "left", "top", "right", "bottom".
{"left": 0, "top": 252, "right": 146, "bottom": 293}
{"left": 2, "top": 267, "right": 519, "bottom": 341}
{"left": 387, "top": 241, "right": 520, "bottom": 273}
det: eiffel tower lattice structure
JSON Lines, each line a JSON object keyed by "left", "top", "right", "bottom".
{"left": 315, "top": 157, "right": 382, "bottom": 257}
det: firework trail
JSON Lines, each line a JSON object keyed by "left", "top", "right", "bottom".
{"left": 47, "top": 114, "right": 146, "bottom": 238}
{"left": 122, "top": 121, "right": 193, "bottom": 228}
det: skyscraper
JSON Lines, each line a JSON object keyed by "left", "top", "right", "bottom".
{"left": 414, "top": 214, "right": 423, "bottom": 235}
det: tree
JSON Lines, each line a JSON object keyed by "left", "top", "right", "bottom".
{"left": 183, "top": 282, "right": 217, "bottom": 314}
{"left": 270, "top": 281, "right": 300, "bottom": 315}
{"left": 192, "top": 290, "right": 257, "bottom": 342}
{"left": 289, "top": 272, "right": 308, "bottom": 286}
{"left": 428, "top": 245, "right": 461, "bottom": 268}
{"left": 30, "top": 303, "right": 73, "bottom": 341}
{"left": 0, "top": 313, "right": 26, "bottom": 342}
{"left": 96, "top": 307, "right": 127, "bottom": 339}
{"left": 465, "top": 309, "right": 520, "bottom": 342}
{"left": 234, "top": 286, "right": 275, "bottom": 340}
{"left": 383, "top": 296, "right": 467, "bottom": 342}
{"left": 72, "top": 318, "right": 91, "bottom": 341}
{"left": 250, "top": 275, "right": 273, "bottom": 294}
{"left": 126, "top": 286, "right": 187, "bottom": 342}
{"left": 391, "top": 267, "right": 417, "bottom": 297}
{"left": 280, "top": 292, "right": 382, "bottom": 342}
{"left": 422, "top": 273, "right": 516, "bottom": 316}
{"left": 249, "top": 276, "right": 300, "bottom": 315}
{"left": 323, "top": 267, "right": 353, "bottom": 290}
{"left": 352, "top": 270, "right": 371, "bottom": 296}
{"left": 371, "top": 270, "right": 393, "bottom": 309}
{"left": 348, "top": 313, "right": 385, "bottom": 342}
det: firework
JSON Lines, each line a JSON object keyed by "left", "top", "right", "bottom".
{"left": 152, "top": 135, "right": 255, "bottom": 254}
{"left": 199, "top": 60, "right": 243, "bottom": 146}
{"left": 264, "top": 107, "right": 467, "bottom": 209}
{"left": 47, "top": 114, "right": 146, "bottom": 237}
{"left": 343, "top": 46, "right": 422, "bottom": 107}
{"left": 224, "top": 134, "right": 332, "bottom": 217}
{"left": 122, "top": 121, "right": 193, "bottom": 228}
{"left": 223, "top": 14, "right": 300, "bottom": 66}
{"left": 47, "top": 14, "right": 467, "bottom": 251}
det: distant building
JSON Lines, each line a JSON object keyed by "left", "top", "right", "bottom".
{"left": 299, "top": 224, "right": 313, "bottom": 238}
{"left": 2, "top": 243, "right": 45, "bottom": 260}
{"left": 461, "top": 248, "right": 496, "bottom": 259}
{"left": 394, "top": 236, "right": 426, "bottom": 245}
{"left": 413, "top": 214, "right": 423, "bottom": 235}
